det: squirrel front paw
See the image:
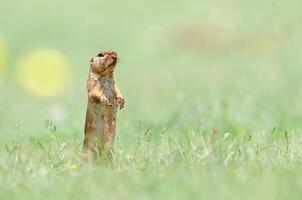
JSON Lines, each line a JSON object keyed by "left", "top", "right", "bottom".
{"left": 101, "top": 98, "right": 113, "bottom": 108}
{"left": 115, "top": 96, "right": 125, "bottom": 109}
{"left": 89, "top": 94, "right": 101, "bottom": 104}
{"left": 90, "top": 95, "right": 112, "bottom": 108}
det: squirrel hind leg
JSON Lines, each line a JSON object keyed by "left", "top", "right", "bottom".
{"left": 82, "top": 135, "right": 101, "bottom": 161}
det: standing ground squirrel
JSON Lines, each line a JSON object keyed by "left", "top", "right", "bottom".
{"left": 83, "top": 50, "right": 125, "bottom": 159}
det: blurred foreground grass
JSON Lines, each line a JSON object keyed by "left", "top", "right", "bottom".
{"left": 1, "top": 128, "right": 302, "bottom": 200}
{"left": 1, "top": 0, "right": 302, "bottom": 199}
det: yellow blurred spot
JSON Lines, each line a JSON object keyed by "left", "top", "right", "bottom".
{"left": 67, "top": 163, "right": 78, "bottom": 171}
{"left": 0, "top": 37, "right": 6, "bottom": 79}
{"left": 16, "top": 49, "right": 69, "bottom": 97}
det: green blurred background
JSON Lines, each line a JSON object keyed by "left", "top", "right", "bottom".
{"left": 0, "top": 0, "right": 302, "bottom": 141}
{"left": 2, "top": 1, "right": 302, "bottom": 199}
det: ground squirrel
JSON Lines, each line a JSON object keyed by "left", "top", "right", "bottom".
{"left": 83, "top": 50, "right": 124, "bottom": 159}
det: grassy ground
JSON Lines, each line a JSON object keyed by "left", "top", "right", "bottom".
{"left": 2, "top": 129, "right": 302, "bottom": 200}
{"left": 1, "top": 0, "right": 302, "bottom": 199}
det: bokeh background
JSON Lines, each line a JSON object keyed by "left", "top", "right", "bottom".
{"left": 1, "top": 0, "right": 302, "bottom": 141}
{"left": 1, "top": 0, "right": 302, "bottom": 199}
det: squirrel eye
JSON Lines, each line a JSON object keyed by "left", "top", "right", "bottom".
{"left": 97, "top": 53, "right": 104, "bottom": 57}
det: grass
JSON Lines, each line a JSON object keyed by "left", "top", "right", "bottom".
{"left": 1, "top": 126, "right": 302, "bottom": 200}
{"left": 1, "top": 0, "right": 302, "bottom": 199}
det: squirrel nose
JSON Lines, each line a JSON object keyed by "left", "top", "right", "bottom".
{"left": 111, "top": 52, "right": 117, "bottom": 60}
{"left": 90, "top": 58, "right": 94, "bottom": 63}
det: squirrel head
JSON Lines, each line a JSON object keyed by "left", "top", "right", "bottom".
{"left": 90, "top": 50, "right": 118, "bottom": 75}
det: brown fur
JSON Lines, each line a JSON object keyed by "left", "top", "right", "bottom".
{"left": 83, "top": 50, "right": 124, "bottom": 159}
